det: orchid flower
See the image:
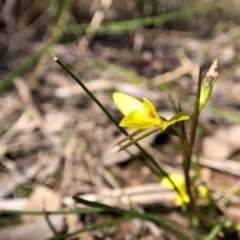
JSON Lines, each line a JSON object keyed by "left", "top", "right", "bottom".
{"left": 161, "top": 173, "right": 208, "bottom": 206}
{"left": 112, "top": 92, "right": 190, "bottom": 151}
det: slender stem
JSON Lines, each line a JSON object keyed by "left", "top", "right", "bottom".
{"left": 1, "top": 208, "right": 103, "bottom": 215}
{"left": 204, "top": 223, "right": 223, "bottom": 240}
{"left": 50, "top": 216, "right": 134, "bottom": 240}
{"left": 181, "top": 68, "right": 216, "bottom": 226}
{"left": 189, "top": 68, "right": 202, "bottom": 154}
{"left": 182, "top": 68, "right": 202, "bottom": 222}
{"left": 178, "top": 102, "right": 189, "bottom": 171}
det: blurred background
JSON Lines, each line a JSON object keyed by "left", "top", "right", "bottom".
{"left": 1, "top": 0, "right": 240, "bottom": 239}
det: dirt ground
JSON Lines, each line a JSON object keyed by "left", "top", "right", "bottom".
{"left": 1, "top": 1, "right": 240, "bottom": 239}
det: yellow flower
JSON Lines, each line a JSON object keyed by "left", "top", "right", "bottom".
{"left": 161, "top": 173, "right": 208, "bottom": 206}
{"left": 112, "top": 92, "right": 190, "bottom": 151}
{"left": 113, "top": 92, "right": 190, "bottom": 130}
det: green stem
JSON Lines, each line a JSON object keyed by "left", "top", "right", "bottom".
{"left": 73, "top": 196, "right": 196, "bottom": 240}
{"left": 181, "top": 69, "right": 202, "bottom": 225}
{"left": 183, "top": 68, "right": 216, "bottom": 226}
{"left": 204, "top": 223, "right": 223, "bottom": 240}
{"left": 1, "top": 208, "right": 103, "bottom": 215}
{"left": 49, "top": 216, "right": 134, "bottom": 240}
{"left": 68, "top": 3, "right": 219, "bottom": 34}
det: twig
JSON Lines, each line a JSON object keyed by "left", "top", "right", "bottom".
{"left": 151, "top": 51, "right": 193, "bottom": 86}
{"left": 78, "top": 0, "right": 112, "bottom": 58}
{"left": 43, "top": 198, "right": 59, "bottom": 236}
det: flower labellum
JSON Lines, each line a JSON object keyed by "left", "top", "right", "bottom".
{"left": 113, "top": 92, "right": 162, "bottom": 129}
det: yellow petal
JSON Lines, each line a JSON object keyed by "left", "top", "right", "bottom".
{"left": 161, "top": 173, "right": 185, "bottom": 190}
{"left": 113, "top": 92, "right": 143, "bottom": 116}
{"left": 161, "top": 174, "right": 189, "bottom": 207}
{"left": 142, "top": 98, "right": 161, "bottom": 123}
{"left": 198, "top": 185, "right": 208, "bottom": 198}
{"left": 161, "top": 112, "right": 190, "bottom": 130}
{"left": 175, "top": 195, "right": 184, "bottom": 206}
{"left": 175, "top": 193, "right": 190, "bottom": 206}
{"left": 119, "top": 111, "right": 155, "bottom": 129}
